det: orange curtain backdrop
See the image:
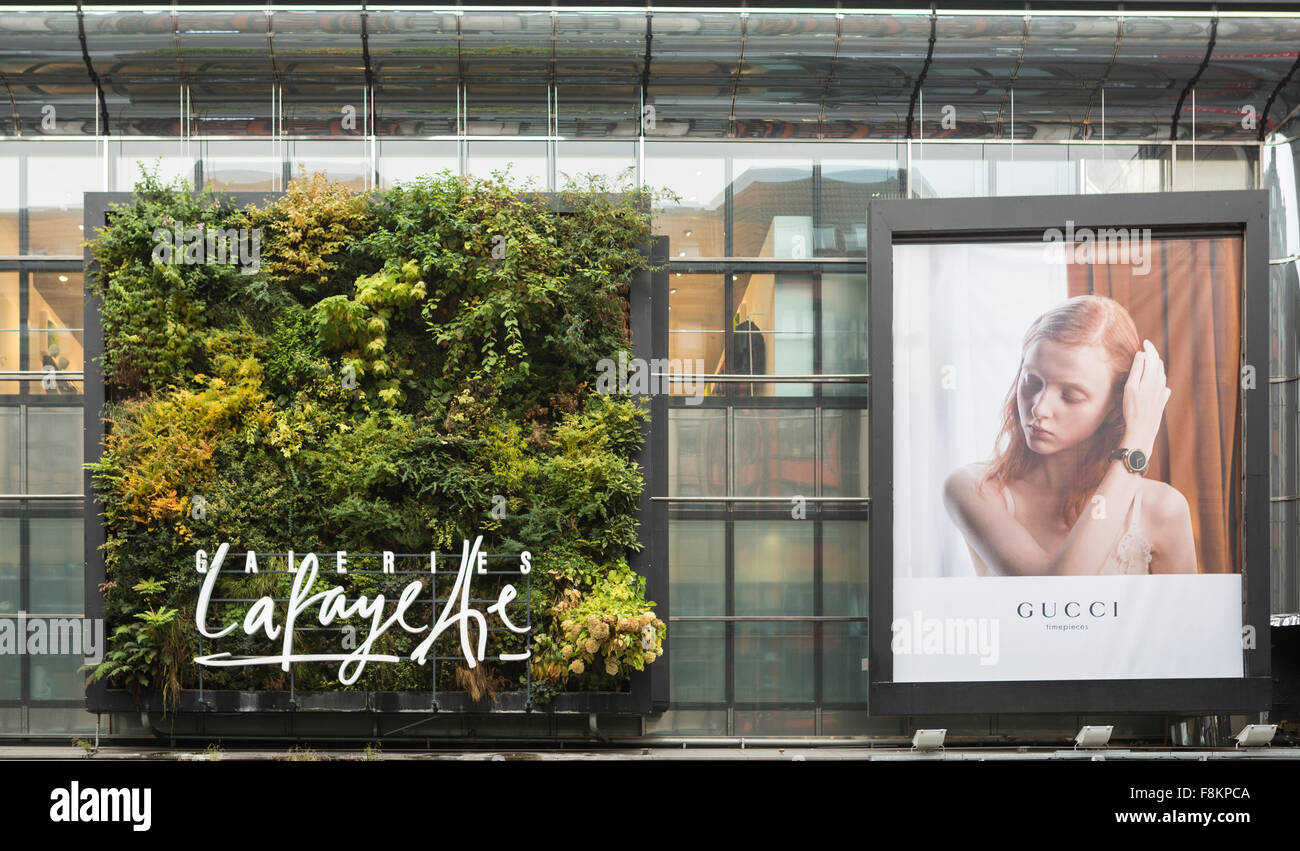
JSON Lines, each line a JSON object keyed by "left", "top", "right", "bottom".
{"left": 1067, "top": 236, "right": 1243, "bottom": 574}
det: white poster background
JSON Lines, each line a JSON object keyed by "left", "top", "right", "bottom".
{"left": 891, "top": 241, "right": 1244, "bottom": 682}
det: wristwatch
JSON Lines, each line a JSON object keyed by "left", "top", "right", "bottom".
{"left": 1109, "top": 447, "right": 1149, "bottom": 475}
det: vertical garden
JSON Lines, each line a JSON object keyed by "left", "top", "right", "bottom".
{"left": 85, "top": 169, "right": 665, "bottom": 707}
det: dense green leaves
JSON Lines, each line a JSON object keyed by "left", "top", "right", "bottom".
{"left": 88, "top": 169, "right": 662, "bottom": 702}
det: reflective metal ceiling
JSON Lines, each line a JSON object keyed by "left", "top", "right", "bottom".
{"left": 0, "top": 7, "right": 1296, "bottom": 140}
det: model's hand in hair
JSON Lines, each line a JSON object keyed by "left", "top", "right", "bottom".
{"left": 1121, "top": 339, "right": 1171, "bottom": 458}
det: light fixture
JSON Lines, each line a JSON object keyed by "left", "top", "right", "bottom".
{"left": 1234, "top": 724, "right": 1277, "bottom": 747}
{"left": 911, "top": 729, "right": 946, "bottom": 750}
{"left": 670, "top": 288, "right": 677, "bottom": 294}
{"left": 1074, "top": 725, "right": 1113, "bottom": 749}
{"left": 78, "top": 224, "right": 84, "bottom": 230}
{"left": 678, "top": 251, "right": 686, "bottom": 257}
{"left": 683, "top": 229, "right": 693, "bottom": 237}
{"left": 58, "top": 275, "right": 69, "bottom": 282}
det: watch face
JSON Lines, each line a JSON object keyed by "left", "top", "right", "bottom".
{"left": 1128, "top": 449, "right": 1148, "bottom": 471}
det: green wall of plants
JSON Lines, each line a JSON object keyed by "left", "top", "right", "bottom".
{"left": 87, "top": 169, "right": 665, "bottom": 706}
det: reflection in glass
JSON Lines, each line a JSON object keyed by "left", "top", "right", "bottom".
{"left": 730, "top": 272, "right": 813, "bottom": 395}
{"left": 822, "top": 621, "right": 869, "bottom": 703}
{"left": 823, "top": 520, "right": 869, "bottom": 617}
{"left": 668, "top": 274, "right": 725, "bottom": 376}
{"left": 668, "top": 410, "right": 726, "bottom": 498}
{"left": 822, "top": 411, "right": 869, "bottom": 498}
{"left": 644, "top": 144, "right": 726, "bottom": 258}
{"left": 734, "top": 410, "right": 817, "bottom": 498}
{"left": 0, "top": 519, "right": 17, "bottom": 613}
{"left": 734, "top": 519, "right": 813, "bottom": 616}
{"left": 668, "top": 622, "right": 725, "bottom": 703}
{"left": 28, "top": 154, "right": 101, "bottom": 255}
{"left": 669, "top": 513, "right": 726, "bottom": 616}
{"left": 29, "top": 517, "right": 82, "bottom": 616}
{"left": 822, "top": 272, "right": 869, "bottom": 395}
{"left": 26, "top": 409, "right": 83, "bottom": 495}
{"left": 730, "top": 153, "right": 813, "bottom": 258}
{"left": 734, "top": 622, "right": 813, "bottom": 702}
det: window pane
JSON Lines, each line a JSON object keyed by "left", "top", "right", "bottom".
{"left": 0, "top": 650, "right": 17, "bottom": 700}
{"left": 821, "top": 409, "right": 869, "bottom": 498}
{"left": 645, "top": 143, "right": 726, "bottom": 258}
{"left": 912, "top": 145, "right": 989, "bottom": 199}
{"left": 669, "top": 409, "right": 726, "bottom": 497}
{"left": 28, "top": 154, "right": 101, "bottom": 255}
{"left": 731, "top": 273, "right": 813, "bottom": 396}
{"left": 734, "top": 519, "right": 813, "bottom": 616}
{"left": 27, "top": 272, "right": 85, "bottom": 375}
{"left": 26, "top": 408, "right": 83, "bottom": 495}
{"left": 378, "top": 140, "right": 459, "bottom": 190}
{"left": 465, "top": 141, "right": 548, "bottom": 188}
{"left": 0, "top": 518, "right": 17, "bottom": 613}
{"left": 644, "top": 709, "right": 729, "bottom": 735}
{"left": 1078, "top": 145, "right": 1167, "bottom": 194}
{"left": 734, "top": 709, "right": 817, "bottom": 735}
{"left": 668, "top": 621, "right": 725, "bottom": 703}
{"left": 822, "top": 272, "right": 869, "bottom": 395}
{"left": 29, "top": 517, "right": 82, "bottom": 615}
{"left": 556, "top": 141, "right": 637, "bottom": 186}
{"left": 991, "top": 145, "right": 1074, "bottom": 196}
{"left": 669, "top": 510, "right": 725, "bottom": 616}
{"left": 824, "top": 520, "right": 869, "bottom": 618}
{"left": 731, "top": 151, "right": 814, "bottom": 258}
{"left": 0, "top": 156, "right": 18, "bottom": 254}
{"left": 0, "top": 271, "right": 18, "bottom": 376}
{"left": 734, "top": 409, "right": 816, "bottom": 497}
{"left": 818, "top": 146, "right": 903, "bottom": 257}
{"left": 202, "top": 141, "right": 280, "bottom": 192}
{"left": 668, "top": 273, "right": 725, "bottom": 375}
{"left": 822, "top": 621, "right": 869, "bottom": 703}
{"left": 0, "top": 409, "right": 18, "bottom": 494}
{"left": 734, "top": 622, "right": 813, "bottom": 702}
{"left": 289, "top": 140, "right": 370, "bottom": 192}
{"left": 30, "top": 650, "right": 89, "bottom": 701}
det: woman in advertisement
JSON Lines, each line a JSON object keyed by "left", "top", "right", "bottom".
{"left": 942, "top": 295, "right": 1198, "bottom": 575}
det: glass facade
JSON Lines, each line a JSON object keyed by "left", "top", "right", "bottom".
{"left": 0, "top": 6, "right": 1297, "bottom": 738}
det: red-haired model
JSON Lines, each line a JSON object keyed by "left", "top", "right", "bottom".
{"left": 943, "top": 295, "right": 1197, "bottom": 575}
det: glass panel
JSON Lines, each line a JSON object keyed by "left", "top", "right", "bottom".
{"left": 734, "top": 622, "right": 813, "bottom": 702}
{"left": 26, "top": 408, "right": 82, "bottom": 495}
{"left": 1078, "top": 145, "right": 1167, "bottom": 194}
{"left": 289, "top": 140, "right": 370, "bottom": 192}
{"left": 28, "top": 517, "right": 82, "bottom": 615}
{"left": 644, "top": 142, "right": 726, "bottom": 258}
{"left": 989, "top": 145, "right": 1074, "bottom": 196}
{"left": 822, "top": 621, "right": 869, "bottom": 703}
{"left": 465, "top": 141, "right": 548, "bottom": 188}
{"left": 668, "top": 274, "right": 725, "bottom": 375}
{"left": 0, "top": 518, "right": 17, "bottom": 613}
{"left": 730, "top": 148, "right": 814, "bottom": 258}
{"left": 0, "top": 156, "right": 18, "bottom": 254}
{"left": 465, "top": 84, "right": 549, "bottom": 136}
{"left": 668, "top": 509, "right": 725, "bottom": 615}
{"left": 113, "top": 141, "right": 195, "bottom": 193}
{"left": 1264, "top": 141, "right": 1299, "bottom": 260}
{"left": 26, "top": 707, "right": 98, "bottom": 734}
{"left": 731, "top": 272, "right": 813, "bottom": 395}
{"left": 1273, "top": 499, "right": 1299, "bottom": 617}
{"left": 1173, "top": 144, "right": 1256, "bottom": 192}
{"left": 912, "top": 144, "right": 988, "bottom": 199}
{"left": 734, "top": 409, "right": 817, "bottom": 498}
{"left": 822, "top": 410, "right": 869, "bottom": 498}
{"left": 1273, "top": 380, "right": 1299, "bottom": 500}
{"left": 821, "top": 710, "right": 903, "bottom": 736}
{"left": 27, "top": 272, "right": 84, "bottom": 375}
{"left": 668, "top": 409, "right": 726, "bottom": 498}
{"left": 1271, "top": 261, "right": 1298, "bottom": 380}
{"left": 667, "top": 622, "right": 725, "bottom": 703}
{"left": 556, "top": 141, "right": 637, "bottom": 186}
{"left": 377, "top": 140, "right": 459, "bottom": 189}
{"left": 822, "top": 272, "right": 869, "bottom": 395}
{"left": 734, "top": 519, "right": 814, "bottom": 616}
{"left": 556, "top": 84, "right": 640, "bottom": 139}
{"left": 0, "top": 271, "right": 17, "bottom": 379}
{"left": 29, "top": 650, "right": 89, "bottom": 701}
{"left": 28, "top": 152, "right": 101, "bottom": 255}
{"left": 201, "top": 141, "right": 281, "bottom": 192}
{"left": 0, "top": 651, "right": 17, "bottom": 700}
{"left": 819, "top": 145, "right": 903, "bottom": 257}
{"left": 644, "top": 709, "right": 729, "bottom": 736}
{"left": 824, "top": 520, "right": 869, "bottom": 618}
{"left": 734, "top": 710, "right": 817, "bottom": 735}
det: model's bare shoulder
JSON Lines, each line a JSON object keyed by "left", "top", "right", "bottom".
{"left": 1141, "top": 479, "right": 1191, "bottom": 527}
{"left": 943, "top": 462, "right": 998, "bottom": 513}
{"left": 1142, "top": 480, "right": 1197, "bottom": 572}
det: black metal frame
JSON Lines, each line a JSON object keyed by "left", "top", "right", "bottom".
{"left": 82, "top": 190, "right": 659, "bottom": 718}
{"left": 868, "top": 190, "right": 1272, "bottom": 715}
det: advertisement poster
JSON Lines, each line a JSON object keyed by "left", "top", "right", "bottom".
{"left": 891, "top": 231, "right": 1246, "bottom": 682}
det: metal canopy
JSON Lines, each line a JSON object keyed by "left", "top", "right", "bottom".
{"left": 0, "top": 7, "right": 1296, "bottom": 140}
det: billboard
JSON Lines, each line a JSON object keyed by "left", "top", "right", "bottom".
{"left": 869, "top": 192, "right": 1271, "bottom": 714}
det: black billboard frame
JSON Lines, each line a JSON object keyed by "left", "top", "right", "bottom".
{"left": 867, "top": 189, "right": 1272, "bottom": 716}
